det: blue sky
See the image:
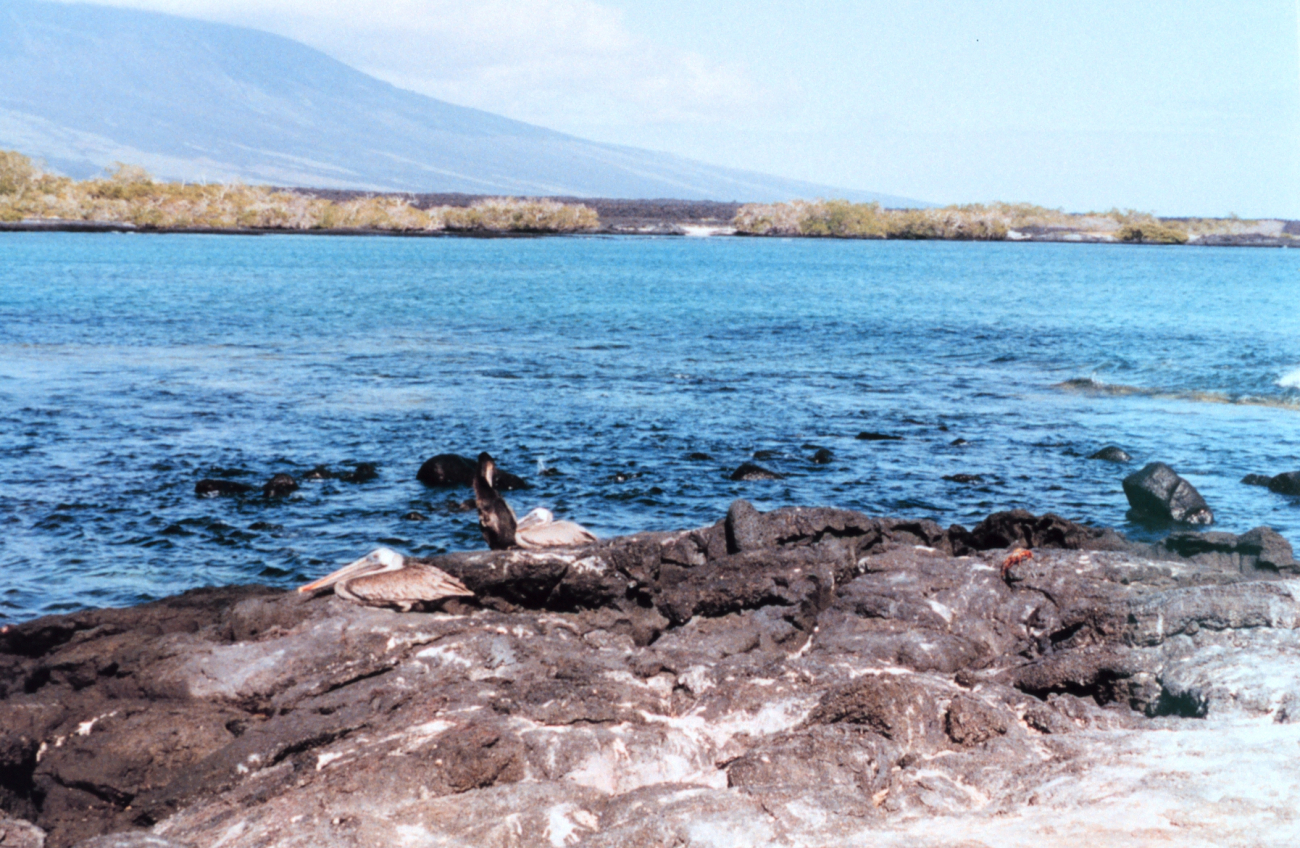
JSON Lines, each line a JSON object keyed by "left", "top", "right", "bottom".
{"left": 57, "top": 0, "right": 1300, "bottom": 216}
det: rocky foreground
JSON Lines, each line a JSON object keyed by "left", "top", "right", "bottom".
{"left": 4, "top": 503, "right": 1300, "bottom": 848}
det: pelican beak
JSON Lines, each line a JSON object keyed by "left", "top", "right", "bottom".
{"left": 298, "top": 549, "right": 399, "bottom": 593}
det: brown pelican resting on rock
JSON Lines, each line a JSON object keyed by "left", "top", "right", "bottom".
{"left": 297, "top": 547, "right": 474, "bottom": 612}
{"left": 474, "top": 452, "right": 597, "bottom": 550}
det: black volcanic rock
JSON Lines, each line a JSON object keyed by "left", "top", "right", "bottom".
{"left": 261, "top": 474, "right": 299, "bottom": 498}
{"left": 417, "top": 454, "right": 528, "bottom": 490}
{"left": 1088, "top": 446, "right": 1132, "bottom": 463}
{"left": 943, "top": 473, "right": 984, "bottom": 484}
{"left": 948, "top": 509, "right": 1127, "bottom": 555}
{"left": 856, "top": 432, "right": 902, "bottom": 441}
{"left": 730, "top": 463, "right": 784, "bottom": 481}
{"left": 1242, "top": 474, "right": 1274, "bottom": 487}
{"left": 1157, "top": 526, "right": 1298, "bottom": 573}
{"left": 1268, "top": 472, "right": 1300, "bottom": 496}
{"left": 340, "top": 462, "right": 378, "bottom": 483}
{"left": 416, "top": 454, "right": 476, "bottom": 487}
{"left": 811, "top": 448, "right": 833, "bottom": 464}
{"left": 1122, "top": 462, "right": 1213, "bottom": 525}
{"left": 194, "top": 479, "right": 253, "bottom": 497}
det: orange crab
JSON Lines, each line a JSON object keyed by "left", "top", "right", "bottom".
{"left": 1001, "top": 548, "right": 1033, "bottom": 578}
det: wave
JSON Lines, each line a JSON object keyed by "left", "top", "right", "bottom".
{"left": 1279, "top": 368, "right": 1300, "bottom": 389}
{"left": 1053, "top": 377, "right": 1299, "bottom": 410}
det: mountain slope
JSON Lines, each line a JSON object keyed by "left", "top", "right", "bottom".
{"left": 0, "top": 0, "right": 922, "bottom": 203}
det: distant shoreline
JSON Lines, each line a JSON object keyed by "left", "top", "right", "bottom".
{"left": 3, "top": 158, "right": 1296, "bottom": 246}
{"left": 3, "top": 214, "right": 1296, "bottom": 246}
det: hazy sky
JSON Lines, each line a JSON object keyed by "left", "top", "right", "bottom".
{"left": 56, "top": 0, "right": 1300, "bottom": 216}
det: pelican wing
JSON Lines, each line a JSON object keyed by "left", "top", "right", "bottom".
{"left": 516, "top": 519, "right": 597, "bottom": 549}
{"left": 341, "top": 563, "right": 475, "bottom": 608}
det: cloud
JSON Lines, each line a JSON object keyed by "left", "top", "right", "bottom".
{"left": 59, "top": 0, "right": 772, "bottom": 137}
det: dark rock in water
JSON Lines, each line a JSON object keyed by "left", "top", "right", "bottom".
{"left": 1122, "top": 462, "right": 1213, "bottom": 525}
{"left": 856, "top": 431, "right": 902, "bottom": 441}
{"left": 811, "top": 448, "right": 833, "bottom": 464}
{"left": 417, "top": 453, "right": 528, "bottom": 490}
{"left": 539, "top": 467, "right": 562, "bottom": 477}
{"left": 1089, "top": 446, "right": 1133, "bottom": 463}
{"left": 1157, "top": 526, "right": 1298, "bottom": 573}
{"left": 494, "top": 469, "right": 529, "bottom": 490}
{"left": 416, "top": 453, "right": 477, "bottom": 487}
{"left": 441, "top": 498, "right": 476, "bottom": 513}
{"left": 340, "top": 462, "right": 377, "bottom": 483}
{"left": 943, "top": 473, "right": 984, "bottom": 484}
{"left": 301, "top": 465, "right": 335, "bottom": 480}
{"left": 401, "top": 511, "right": 427, "bottom": 521}
{"left": 261, "top": 474, "right": 299, "bottom": 498}
{"left": 753, "top": 449, "right": 779, "bottom": 461}
{"left": 1268, "top": 472, "right": 1300, "bottom": 496}
{"left": 729, "top": 462, "right": 784, "bottom": 481}
{"left": 194, "top": 479, "right": 253, "bottom": 497}
{"left": 1242, "top": 474, "right": 1274, "bottom": 487}
{"left": 686, "top": 452, "right": 713, "bottom": 461}
{"left": 950, "top": 438, "right": 970, "bottom": 446}
{"left": 3, "top": 505, "right": 1300, "bottom": 845}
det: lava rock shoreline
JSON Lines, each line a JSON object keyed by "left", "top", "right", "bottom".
{"left": 4, "top": 503, "right": 1300, "bottom": 847}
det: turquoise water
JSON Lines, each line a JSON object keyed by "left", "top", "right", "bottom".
{"left": 1, "top": 233, "right": 1298, "bottom": 622}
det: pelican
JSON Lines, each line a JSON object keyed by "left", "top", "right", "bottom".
{"left": 474, "top": 452, "right": 596, "bottom": 550}
{"left": 515, "top": 507, "right": 597, "bottom": 549}
{"left": 297, "top": 547, "right": 474, "bottom": 612}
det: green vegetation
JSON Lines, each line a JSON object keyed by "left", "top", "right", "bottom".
{"left": 1117, "top": 222, "right": 1190, "bottom": 244}
{"left": 734, "top": 200, "right": 1011, "bottom": 241}
{"left": 0, "top": 151, "right": 600, "bottom": 233}
{"left": 733, "top": 200, "right": 1255, "bottom": 244}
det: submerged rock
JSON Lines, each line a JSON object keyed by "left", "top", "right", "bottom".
{"left": 1088, "top": 446, "right": 1132, "bottom": 463}
{"left": 810, "top": 448, "right": 833, "bottom": 464}
{"left": 4, "top": 503, "right": 1300, "bottom": 847}
{"left": 729, "top": 462, "right": 784, "bottom": 481}
{"left": 340, "top": 463, "right": 378, "bottom": 483}
{"left": 261, "top": 474, "right": 299, "bottom": 498}
{"left": 416, "top": 454, "right": 528, "bottom": 490}
{"left": 855, "top": 431, "right": 902, "bottom": 441}
{"left": 1242, "top": 473, "right": 1275, "bottom": 487}
{"left": 943, "top": 473, "right": 984, "bottom": 484}
{"left": 194, "top": 479, "right": 253, "bottom": 497}
{"left": 1122, "top": 462, "right": 1213, "bottom": 525}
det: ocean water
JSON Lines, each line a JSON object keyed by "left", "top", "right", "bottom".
{"left": 1, "top": 233, "right": 1298, "bottom": 623}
